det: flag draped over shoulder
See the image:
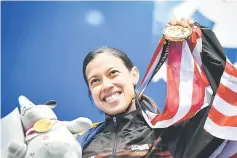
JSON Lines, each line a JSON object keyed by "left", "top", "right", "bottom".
{"left": 139, "top": 24, "right": 237, "bottom": 157}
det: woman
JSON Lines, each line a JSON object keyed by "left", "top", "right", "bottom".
{"left": 81, "top": 46, "right": 169, "bottom": 158}
{"left": 78, "top": 19, "right": 229, "bottom": 158}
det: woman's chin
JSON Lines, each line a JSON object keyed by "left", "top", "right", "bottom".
{"left": 105, "top": 106, "right": 127, "bottom": 115}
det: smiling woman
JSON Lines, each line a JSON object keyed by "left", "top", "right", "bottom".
{"left": 83, "top": 47, "right": 139, "bottom": 116}
{"left": 81, "top": 47, "right": 166, "bottom": 158}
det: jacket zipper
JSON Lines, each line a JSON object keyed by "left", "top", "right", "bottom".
{"left": 112, "top": 116, "right": 117, "bottom": 158}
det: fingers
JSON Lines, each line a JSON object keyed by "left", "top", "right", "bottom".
{"left": 168, "top": 18, "right": 195, "bottom": 28}
{"left": 168, "top": 20, "right": 177, "bottom": 25}
{"left": 181, "top": 18, "right": 189, "bottom": 27}
{"left": 188, "top": 19, "right": 195, "bottom": 27}
{"left": 168, "top": 19, "right": 183, "bottom": 25}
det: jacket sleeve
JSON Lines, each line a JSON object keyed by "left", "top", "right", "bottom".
{"left": 198, "top": 23, "right": 226, "bottom": 94}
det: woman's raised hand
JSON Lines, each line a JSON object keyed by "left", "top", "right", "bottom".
{"left": 168, "top": 18, "right": 195, "bottom": 28}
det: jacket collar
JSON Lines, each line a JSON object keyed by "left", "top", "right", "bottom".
{"left": 103, "top": 98, "right": 146, "bottom": 133}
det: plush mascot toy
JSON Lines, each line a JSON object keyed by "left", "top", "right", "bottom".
{"left": 7, "top": 95, "right": 92, "bottom": 158}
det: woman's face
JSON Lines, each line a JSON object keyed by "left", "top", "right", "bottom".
{"left": 85, "top": 53, "right": 139, "bottom": 115}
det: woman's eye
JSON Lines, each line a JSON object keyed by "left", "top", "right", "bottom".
{"left": 110, "top": 70, "right": 119, "bottom": 76}
{"left": 90, "top": 79, "right": 99, "bottom": 86}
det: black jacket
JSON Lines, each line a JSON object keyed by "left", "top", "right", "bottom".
{"left": 81, "top": 97, "right": 172, "bottom": 158}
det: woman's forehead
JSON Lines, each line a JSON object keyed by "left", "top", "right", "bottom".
{"left": 85, "top": 53, "right": 126, "bottom": 76}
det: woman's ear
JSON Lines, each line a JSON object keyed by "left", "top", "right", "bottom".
{"left": 131, "top": 67, "right": 139, "bottom": 85}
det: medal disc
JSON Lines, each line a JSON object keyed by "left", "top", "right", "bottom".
{"left": 163, "top": 25, "right": 192, "bottom": 41}
{"left": 33, "top": 119, "right": 53, "bottom": 133}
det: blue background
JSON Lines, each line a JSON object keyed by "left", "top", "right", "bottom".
{"left": 2, "top": 1, "right": 237, "bottom": 122}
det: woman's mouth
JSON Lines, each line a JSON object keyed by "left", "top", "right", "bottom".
{"left": 103, "top": 92, "right": 121, "bottom": 102}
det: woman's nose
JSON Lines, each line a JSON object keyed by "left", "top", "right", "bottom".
{"left": 101, "top": 78, "right": 114, "bottom": 92}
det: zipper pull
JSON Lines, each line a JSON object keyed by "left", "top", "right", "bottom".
{"left": 113, "top": 116, "right": 117, "bottom": 127}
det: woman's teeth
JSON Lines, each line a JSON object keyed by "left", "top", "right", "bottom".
{"left": 105, "top": 92, "right": 120, "bottom": 102}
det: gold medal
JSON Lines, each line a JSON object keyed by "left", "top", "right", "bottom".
{"left": 33, "top": 119, "right": 53, "bottom": 133}
{"left": 163, "top": 25, "right": 192, "bottom": 41}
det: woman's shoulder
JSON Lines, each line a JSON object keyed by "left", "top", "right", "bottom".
{"left": 76, "top": 122, "right": 104, "bottom": 149}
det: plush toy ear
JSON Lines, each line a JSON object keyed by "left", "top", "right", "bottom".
{"left": 44, "top": 100, "right": 57, "bottom": 109}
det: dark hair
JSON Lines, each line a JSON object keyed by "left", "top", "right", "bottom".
{"left": 82, "top": 46, "right": 134, "bottom": 87}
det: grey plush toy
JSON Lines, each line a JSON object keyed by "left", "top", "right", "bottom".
{"left": 7, "top": 95, "right": 92, "bottom": 158}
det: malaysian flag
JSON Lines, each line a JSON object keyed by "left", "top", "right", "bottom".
{"left": 139, "top": 24, "right": 237, "bottom": 157}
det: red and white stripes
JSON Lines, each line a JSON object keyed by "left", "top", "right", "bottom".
{"left": 139, "top": 37, "right": 165, "bottom": 96}
{"left": 204, "top": 60, "right": 237, "bottom": 140}
{"left": 140, "top": 27, "right": 237, "bottom": 141}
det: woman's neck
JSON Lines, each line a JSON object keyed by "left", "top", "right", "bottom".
{"left": 125, "top": 99, "right": 137, "bottom": 113}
